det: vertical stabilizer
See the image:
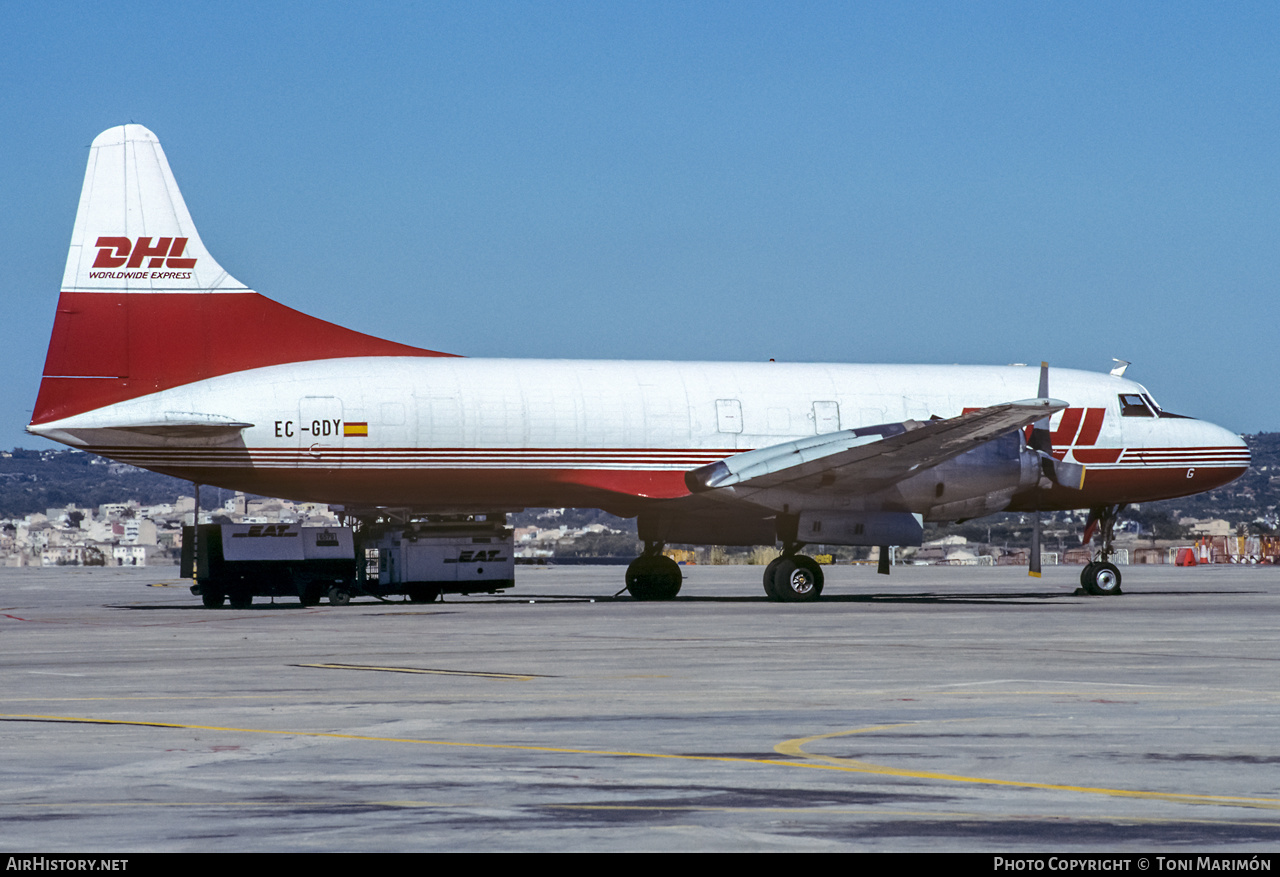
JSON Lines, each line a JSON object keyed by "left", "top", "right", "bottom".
{"left": 33, "top": 126, "right": 452, "bottom": 427}
{"left": 63, "top": 125, "right": 245, "bottom": 294}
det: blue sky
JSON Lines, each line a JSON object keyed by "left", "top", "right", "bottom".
{"left": 2, "top": 2, "right": 1277, "bottom": 449}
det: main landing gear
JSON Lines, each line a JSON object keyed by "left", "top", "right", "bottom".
{"left": 763, "top": 546, "right": 824, "bottom": 602}
{"left": 623, "top": 543, "right": 827, "bottom": 602}
{"left": 625, "top": 543, "right": 683, "bottom": 600}
{"left": 1080, "top": 504, "right": 1124, "bottom": 596}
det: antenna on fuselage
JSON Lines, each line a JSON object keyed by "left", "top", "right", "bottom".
{"left": 1110, "top": 359, "right": 1130, "bottom": 377}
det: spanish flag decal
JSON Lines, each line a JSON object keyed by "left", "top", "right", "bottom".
{"left": 343, "top": 422, "right": 369, "bottom": 437}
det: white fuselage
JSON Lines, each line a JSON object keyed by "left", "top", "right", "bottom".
{"left": 30, "top": 357, "right": 1248, "bottom": 516}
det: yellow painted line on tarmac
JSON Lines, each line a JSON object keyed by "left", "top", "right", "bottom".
{"left": 297, "top": 662, "right": 550, "bottom": 680}
{"left": 4, "top": 711, "right": 1278, "bottom": 812}
{"left": 0, "top": 713, "right": 776, "bottom": 762}
{"left": 775, "top": 723, "right": 1280, "bottom": 810}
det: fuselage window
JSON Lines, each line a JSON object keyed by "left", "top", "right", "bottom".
{"left": 1118, "top": 394, "right": 1154, "bottom": 417}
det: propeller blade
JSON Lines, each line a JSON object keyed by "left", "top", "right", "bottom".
{"left": 1028, "top": 361, "right": 1048, "bottom": 578}
{"left": 1026, "top": 362, "right": 1086, "bottom": 490}
{"left": 1029, "top": 361, "right": 1053, "bottom": 454}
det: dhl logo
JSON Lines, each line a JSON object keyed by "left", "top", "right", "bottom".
{"left": 93, "top": 236, "right": 198, "bottom": 269}
{"left": 1050, "top": 407, "right": 1120, "bottom": 464}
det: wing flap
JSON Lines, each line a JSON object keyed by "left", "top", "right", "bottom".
{"left": 686, "top": 398, "right": 1067, "bottom": 497}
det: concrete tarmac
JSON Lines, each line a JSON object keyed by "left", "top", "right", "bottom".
{"left": 2, "top": 562, "right": 1280, "bottom": 852}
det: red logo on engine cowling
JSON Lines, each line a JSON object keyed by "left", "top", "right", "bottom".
{"left": 93, "top": 236, "right": 197, "bottom": 269}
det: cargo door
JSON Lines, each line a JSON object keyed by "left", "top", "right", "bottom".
{"left": 813, "top": 401, "right": 841, "bottom": 434}
{"left": 715, "top": 399, "right": 743, "bottom": 433}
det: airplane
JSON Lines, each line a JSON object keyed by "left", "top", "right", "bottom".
{"left": 26, "top": 125, "right": 1250, "bottom": 602}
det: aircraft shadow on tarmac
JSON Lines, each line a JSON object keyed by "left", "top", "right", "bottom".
{"left": 110, "top": 589, "right": 1259, "bottom": 609}
{"left": 109, "top": 601, "right": 460, "bottom": 612}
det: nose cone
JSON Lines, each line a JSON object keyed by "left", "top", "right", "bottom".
{"left": 1180, "top": 419, "right": 1250, "bottom": 494}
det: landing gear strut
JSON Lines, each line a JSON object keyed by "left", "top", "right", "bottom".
{"left": 763, "top": 544, "right": 824, "bottom": 602}
{"left": 625, "top": 543, "right": 683, "bottom": 600}
{"left": 1080, "top": 504, "right": 1124, "bottom": 596}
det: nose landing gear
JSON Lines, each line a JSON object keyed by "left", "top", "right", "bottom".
{"left": 1080, "top": 560, "right": 1122, "bottom": 595}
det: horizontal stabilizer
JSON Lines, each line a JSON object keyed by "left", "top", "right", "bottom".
{"left": 28, "top": 411, "right": 253, "bottom": 446}
{"left": 102, "top": 420, "right": 255, "bottom": 439}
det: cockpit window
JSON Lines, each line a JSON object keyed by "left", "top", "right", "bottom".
{"left": 1119, "top": 394, "right": 1154, "bottom": 417}
{"left": 1134, "top": 392, "right": 1192, "bottom": 419}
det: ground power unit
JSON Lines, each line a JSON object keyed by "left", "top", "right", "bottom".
{"left": 182, "top": 520, "right": 515, "bottom": 607}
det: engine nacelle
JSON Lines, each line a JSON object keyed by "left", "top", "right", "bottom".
{"left": 889, "top": 431, "right": 1043, "bottom": 522}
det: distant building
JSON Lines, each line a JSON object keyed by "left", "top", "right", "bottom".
{"left": 1182, "top": 518, "right": 1233, "bottom": 537}
{"left": 112, "top": 545, "right": 153, "bottom": 567}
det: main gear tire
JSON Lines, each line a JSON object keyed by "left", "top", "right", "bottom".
{"left": 762, "top": 557, "right": 785, "bottom": 600}
{"left": 625, "top": 554, "right": 683, "bottom": 601}
{"left": 770, "top": 556, "right": 824, "bottom": 602}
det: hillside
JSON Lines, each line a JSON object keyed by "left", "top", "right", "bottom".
{"left": 0, "top": 449, "right": 196, "bottom": 516}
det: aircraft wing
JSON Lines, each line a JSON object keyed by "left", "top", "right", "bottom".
{"left": 684, "top": 398, "right": 1067, "bottom": 501}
